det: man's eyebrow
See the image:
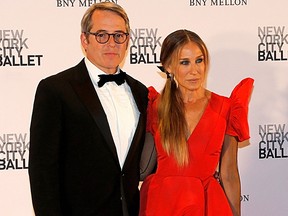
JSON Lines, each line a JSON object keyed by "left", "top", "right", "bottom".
{"left": 94, "top": 30, "right": 126, "bottom": 33}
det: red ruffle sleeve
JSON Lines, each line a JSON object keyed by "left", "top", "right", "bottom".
{"left": 146, "top": 86, "right": 159, "bottom": 135}
{"left": 226, "top": 78, "right": 254, "bottom": 141}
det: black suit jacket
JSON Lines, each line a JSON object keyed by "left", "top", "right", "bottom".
{"left": 28, "top": 59, "right": 148, "bottom": 216}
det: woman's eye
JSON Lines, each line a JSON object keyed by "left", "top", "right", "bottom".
{"left": 196, "top": 58, "right": 203, "bottom": 63}
{"left": 180, "top": 60, "right": 189, "bottom": 65}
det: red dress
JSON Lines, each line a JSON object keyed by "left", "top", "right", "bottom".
{"left": 139, "top": 78, "right": 254, "bottom": 216}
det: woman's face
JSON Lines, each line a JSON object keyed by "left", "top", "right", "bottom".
{"left": 170, "top": 42, "right": 206, "bottom": 92}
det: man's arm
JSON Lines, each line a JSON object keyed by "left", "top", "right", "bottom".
{"left": 139, "top": 132, "right": 157, "bottom": 181}
{"left": 29, "top": 79, "right": 63, "bottom": 216}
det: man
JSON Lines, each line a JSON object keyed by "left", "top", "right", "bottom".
{"left": 28, "top": 2, "right": 148, "bottom": 216}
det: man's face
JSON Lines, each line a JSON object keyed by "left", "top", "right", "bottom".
{"left": 81, "top": 10, "right": 129, "bottom": 74}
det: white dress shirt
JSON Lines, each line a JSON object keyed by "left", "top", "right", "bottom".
{"left": 85, "top": 58, "right": 140, "bottom": 168}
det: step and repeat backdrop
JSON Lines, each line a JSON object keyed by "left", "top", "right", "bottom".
{"left": 0, "top": 0, "right": 287, "bottom": 215}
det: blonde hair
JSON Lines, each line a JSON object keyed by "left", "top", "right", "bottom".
{"left": 158, "top": 29, "right": 209, "bottom": 166}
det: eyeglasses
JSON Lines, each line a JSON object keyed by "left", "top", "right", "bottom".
{"left": 86, "top": 32, "right": 129, "bottom": 44}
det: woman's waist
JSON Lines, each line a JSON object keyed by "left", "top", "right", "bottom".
{"left": 147, "top": 172, "right": 217, "bottom": 184}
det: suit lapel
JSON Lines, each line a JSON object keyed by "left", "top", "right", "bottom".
{"left": 69, "top": 60, "right": 119, "bottom": 166}
{"left": 69, "top": 63, "right": 147, "bottom": 170}
{"left": 122, "top": 74, "right": 147, "bottom": 170}
{"left": 125, "top": 73, "right": 147, "bottom": 115}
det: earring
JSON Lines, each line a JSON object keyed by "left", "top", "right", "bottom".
{"left": 169, "top": 73, "right": 174, "bottom": 81}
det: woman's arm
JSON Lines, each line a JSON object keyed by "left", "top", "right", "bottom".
{"left": 220, "top": 134, "right": 241, "bottom": 216}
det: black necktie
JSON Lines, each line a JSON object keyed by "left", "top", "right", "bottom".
{"left": 98, "top": 71, "right": 126, "bottom": 87}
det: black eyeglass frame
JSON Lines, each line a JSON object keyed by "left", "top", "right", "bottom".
{"left": 86, "top": 32, "right": 129, "bottom": 44}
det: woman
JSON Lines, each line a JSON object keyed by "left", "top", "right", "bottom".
{"left": 139, "top": 29, "right": 253, "bottom": 216}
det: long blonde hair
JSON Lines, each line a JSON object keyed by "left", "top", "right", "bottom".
{"left": 158, "top": 30, "right": 209, "bottom": 166}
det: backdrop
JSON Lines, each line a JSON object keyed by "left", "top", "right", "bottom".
{"left": 0, "top": 0, "right": 287, "bottom": 215}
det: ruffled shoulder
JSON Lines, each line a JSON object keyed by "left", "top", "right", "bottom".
{"left": 147, "top": 86, "right": 160, "bottom": 134}
{"left": 226, "top": 78, "right": 254, "bottom": 141}
{"left": 148, "top": 86, "right": 159, "bottom": 103}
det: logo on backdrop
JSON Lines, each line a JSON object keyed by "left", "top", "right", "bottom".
{"left": 56, "top": 0, "right": 118, "bottom": 7}
{"left": 189, "top": 0, "right": 248, "bottom": 6}
{"left": 0, "top": 29, "right": 43, "bottom": 67}
{"left": 258, "top": 26, "right": 288, "bottom": 61}
{"left": 129, "top": 28, "right": 162, "bottom": 64}
{"left": 0, "top": 133, "right": 29, "bottom": 170}
{"left": 241, "top": 194, "right": 250, "bottom": 202}
{"left": 258, "top": 123, "right": 288, "bottom": 159}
